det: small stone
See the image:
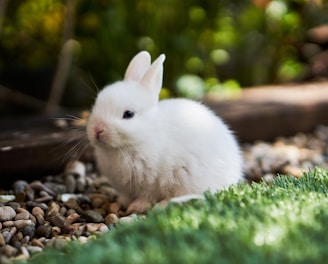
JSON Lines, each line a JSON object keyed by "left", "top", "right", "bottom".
{"left": 35, "top": 196, "right": 54, "bottom": 203}
{"left": 59, "top": 193, "right": 83, "bottom": 203}
{"left": 27, "top": 245, "right": 43, "bottom": 255}
{"left": 47, "top": 214, "right": 67, "bottom": 228}
{"left": 105, "top": 213, "right": 119, "bottom": 226}
{"left": 14, "top": 220, "right": 34, "bottom": 229}
{"left": 66, "top": 213, "right": 80, "bottom": 224}
{"left": 22, "top": 225, "right": 36, "bottom": 238}
{"left": 43, "top": 182, "right": 67, "bottom": 195}
{"left": 0, "top": 195, "right": 16, "bottom": 203}
{"left": 7, "top": 202, "right": 20, "bottom": 210}
{"left": 47, "top": 202, "right": 60, "bottom": 216}
{"left": 78, "top": 236, "right": 88, "bottom": 244}
{"left": 84, "top": 223, "right": 99, "bottom": 233}
{"left": 118, "top": 215, "right": 138, "bottom": 225}
{"left": 15, "top": 211, "right": 30, "bottom": 221}
{"left": 21, "top": 235, "right": 31, "bottom": 244}
{"left": 0, "top": 233, "right": 6, "bottom": 246}
{"left": 26, "top": 201, "right": 48, "bottom": 211}
{"left": 0, "top": 244, "right": 18, "bottom": 257}
{"left": 89, "top": 194, "right": 106, "bottom": 208}
{"left": 0, "top": 206, "right": 16, "bottom": 221}
{"left": 98, "top": 223, "right": 109, "bottom": 233}
{"left": 52, "top": 226, "right": 61, "bottom": 236}
{"left": 32, "top": 206, "right": 44, "bottom": 217}
{"left": 81, "top": 210, "right": 104, "bottom": 223}
{"left": 64, "top": 198, "right": 83, "bottom": 213}
{"left": 13, "top": 180, "right": 28, "bottom": 194}
{"left": 20, "top": 245, "right": 30, "bottom": 258}
{"left": 2, "top": 221, "right": 14, "bottom": 227}
{"left": 46, "top": 237, "right": 68, "bottom": 250}
{"left": 36, "top": 225, "right": 52, "bottom": 238}
{"left": 2, "top": 227, "right": 17, "bottom": 244}
{"left": 29, "top": 181, "right": 56, "bottom": 196}
{"left": 31, "top": 238, "right": 45, "bottom": 248}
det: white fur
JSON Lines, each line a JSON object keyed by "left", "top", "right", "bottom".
{"left": 87, "top": 51, "right": 243, "bottom": 213}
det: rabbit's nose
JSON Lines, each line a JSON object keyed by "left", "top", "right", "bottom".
{"left": 96, "top": 129, "right": 104, "bottom": 141}
{"left": 93, "top": 124, "right": 105, "bottom": 142}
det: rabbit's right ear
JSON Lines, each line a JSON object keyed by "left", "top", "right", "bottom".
{"left": 124, "top": 51, "right": 151, "bottom": 82}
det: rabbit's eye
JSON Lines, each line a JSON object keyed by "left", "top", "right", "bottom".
{"left": 123, "top": 110, "right": 135, "bottom": 119}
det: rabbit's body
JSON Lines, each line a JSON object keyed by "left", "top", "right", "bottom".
{"left": 87, "top": 51, "right": 243, "bottom": 213}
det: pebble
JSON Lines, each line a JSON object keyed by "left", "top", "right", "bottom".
{"left": 105, "top": 213, "right": 119, "bottom": 226}
{"left": 0, "top": 244, "right": 18, "bottom": 257}
{"left": 0, "top": 195, "right": 16, "bottom": 203}
{"left": 0, "top": 206, "right": 16, "bottom": 221}
{"left": 81, "top": 210, "right": 104, "bottom": 223}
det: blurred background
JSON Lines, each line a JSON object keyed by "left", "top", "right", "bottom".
{"left": 0, "top": 0, "right": 328, "bottom": 117}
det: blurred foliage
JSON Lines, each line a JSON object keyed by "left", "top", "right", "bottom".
{"left": 1, "top": 0, "right": 328, "bottom": 112}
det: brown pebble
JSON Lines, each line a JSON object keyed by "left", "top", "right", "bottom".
{"left": 7, "top": 202, "right": 21, "bottom": 210}
{"left": 64, "top": 198, "right": 83, "bottom": 213}
{"left": 32, "top": 214, "right": 44, "bottom": 226}
{"left": 0, "top": 244, "right": 18, "bottom": 257}
{"left": 93, "top": 208, "right": 107, "bottom": 217}
{"left": 66, "top": 209, "right": 77, "bottom": 216}
{"left": 36, "top": 225, "right": 52, "bottom": 238}
{"left": 84, "top": 223, "right": 99, "bottom": 233}
{"left": 47, "top": 202, "right": 60, "bottom": 216}
{"left": 47, "top": 214, "right": 67, "bottom": 228}
{"left": 46, "top": 237, "right": 68, "bottom": 250}
{"left": 29, "top": 181, "right": 56, "bottom": 196}
{"left": 89, "top": 194, "right": 106, "bottom": 208}
{"left": 52, "top": 226, "right": 61, "bottom": 236}
{"left": 0, "top": 233, "right": 6, "bottom": 246}
{"left": 105, "top": 213, "right": 119, "bottom": 226}
{"left": 35, "top": 196, "right": 54, "bottom": 203}
{"left": 66, "top": 213, "right": 80, "bottom": 225}
{"left": 22, "top": 235, "right": 31, "bottom": 244}
{"left": 11, "top": 231, "right": 23, "bottom": 245}
{"left": 31, "top": 238, "right": 45, "bottom": 248}
{"left": 15, "top": 211, "right": 30, "bottom": 221}
{"left": 14, "top": 220, "right": 34, "bottom": 229}
{"left": 32, "top": 207, "right": 44, "bottom": 216}
{"left": 2, "top": 221, "right": 14, "bottom": 227}
{"left": 81, "top": 210, "right": 104, "bottom": 223}
{"left": 26, "top": 201, "right": 48, "bottom": 211}
{"left": 0, "top": 206, "right": 16, "bottom": 221}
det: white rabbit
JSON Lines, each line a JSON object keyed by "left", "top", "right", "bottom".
{"left": 87, "top": 51, "right": 243, "bottom": 214}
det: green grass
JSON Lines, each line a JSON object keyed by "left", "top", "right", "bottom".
{"left": 25, "top": 168, "right": 328, "bottom": 264}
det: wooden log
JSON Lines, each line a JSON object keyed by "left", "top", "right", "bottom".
{"left": 205, "top": 81, "right": 328, "bottom": 142}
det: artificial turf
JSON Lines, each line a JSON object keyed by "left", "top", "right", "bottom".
{"left": 24, "top": 168, "right": 328, "bottom": 264}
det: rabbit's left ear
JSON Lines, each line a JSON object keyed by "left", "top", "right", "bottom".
{"left": 124, "top": 51, "right": 151, "bottom": 82}
{"left": 141, "top": 54, "right": 166, "bottom": 98}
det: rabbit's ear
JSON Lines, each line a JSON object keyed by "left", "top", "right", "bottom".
{"left": 124, "top": 51, "right": 151, "bottom": 82}
{"left": 141, "top": 54, "right": 166, "bottom": 98}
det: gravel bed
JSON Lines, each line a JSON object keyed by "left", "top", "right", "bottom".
{"left": 1, "top": 125, "right": 328, "bottom": 262}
